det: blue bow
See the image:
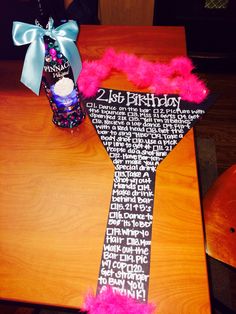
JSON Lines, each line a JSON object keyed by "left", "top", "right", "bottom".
{"left": 12, "top": 18, "right": 82, "bottom": 95}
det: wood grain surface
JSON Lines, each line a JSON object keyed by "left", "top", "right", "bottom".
{"left": 99, "top": 0, "right": 155, "bottom": 26}
{"left": 203, "top": 165, "right": 236, "bottom": 268}
{"left": 0, "top": 26, "right": 210, "bottom": 313}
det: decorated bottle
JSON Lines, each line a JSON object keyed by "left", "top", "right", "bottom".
{"left": 12, "top": 17, "right": 84, "bottom": 129}
{"left": 42, "top": 35, "right": 85, "bottom": 128}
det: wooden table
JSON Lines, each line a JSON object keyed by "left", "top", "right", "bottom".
{"left": 0, "top": 26, "right": 211, "bottom": 313}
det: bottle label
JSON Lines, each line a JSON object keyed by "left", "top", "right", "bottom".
{"left": 43, "top": 60, "right": 70, "bottom": 78}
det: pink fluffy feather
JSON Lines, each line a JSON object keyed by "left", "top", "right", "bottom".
{"left": 77, "top": 48, "right": 209, "bottom": 103}
{"left": 82, "top": 287, "right": 156, "bottom": 314}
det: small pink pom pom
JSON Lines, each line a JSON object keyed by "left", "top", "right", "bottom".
{"left": 49, "top": 48, "right": 57, "bottom": 57}
{"left": 83, "top": 287, "right": 156, "bottom": 314}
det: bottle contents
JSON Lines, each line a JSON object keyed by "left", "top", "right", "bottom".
{"left": 42, "top": 36, "right": 85, "bottom": 128}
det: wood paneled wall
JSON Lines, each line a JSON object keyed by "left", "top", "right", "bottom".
{"left": 99, "top": 0, "right": 155, "bottom": 25}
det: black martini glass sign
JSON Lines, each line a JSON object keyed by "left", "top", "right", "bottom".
{"left": 84, "top": 88, "right": 213, "bottom": 303}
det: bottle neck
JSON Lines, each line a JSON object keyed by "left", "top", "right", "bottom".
{"left": 35, "top": 0, "right": 66, "bottom": 27}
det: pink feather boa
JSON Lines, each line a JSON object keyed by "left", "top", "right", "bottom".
{"left": 82, "top": 287, "right": 156, "bottom": 314}
{"left": 77, "top": 48, "right": 208, "bottom": 103}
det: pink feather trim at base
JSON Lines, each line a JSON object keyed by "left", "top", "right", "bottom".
{"left": 82, "top": 287, "right": 156, "bottom": 314}
{"left": 77, "top": 48, "right": 209, "bottom": 103}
